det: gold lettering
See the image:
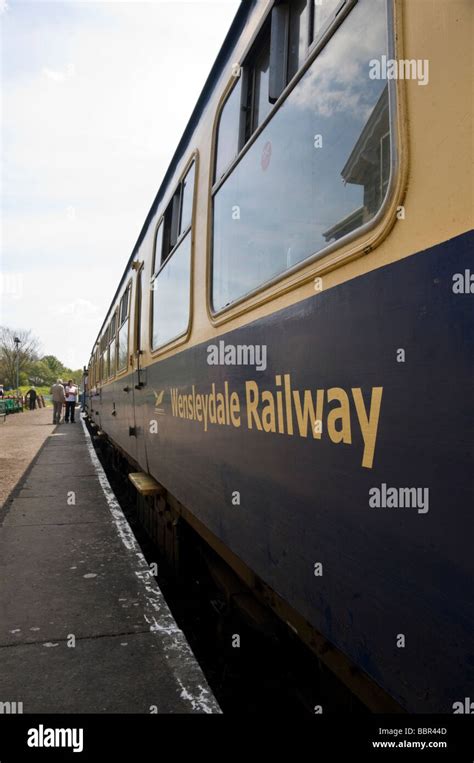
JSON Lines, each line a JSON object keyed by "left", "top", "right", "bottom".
{"left": 230, "top": 392, "right": 241, "bottom": 427}
{"left": 327, "top": 387, "right": 352, "bottom": 444}
{"left": 216, "top": 393, "right": 226, "bottom": 425}
{"left": 293, "top": 389, "right": 324, "bottom": 439}
{"left": 261, "top": 391, "right": 276, "bottom": 433}
{"left": 352, "top": 387, "right": 383, "bottom": 469}
{"left": 245, "top": 381, "right": 262, "bottom": 431}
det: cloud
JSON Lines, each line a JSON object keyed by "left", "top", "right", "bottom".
{"left": 291, "top": 0, "right": 387, "bottom": 118}
{"left": 1, "top": 0, "right": 239, "bottom": 364}
{"left": 49, "top": 298, "right": 100, "bottom": 318}
{"left": 42, "top": 64, "right": 74, "bottom": 83}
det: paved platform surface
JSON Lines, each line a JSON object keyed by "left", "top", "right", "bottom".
{"left": 0, "top": 407, "right": 55, "bottom": 506}
{"left": 0, "top": 413, "right": 219, "bottom": 713}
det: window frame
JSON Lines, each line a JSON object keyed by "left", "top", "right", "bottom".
{"left": 208, "top": 0, "right": 400, "bottom": 319}
{"left": 149, "top": 152, "right": 198, "bottom": 355}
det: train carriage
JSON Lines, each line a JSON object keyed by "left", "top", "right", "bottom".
{"left": 86, "top": 0, "right": 473, "bottom": 713}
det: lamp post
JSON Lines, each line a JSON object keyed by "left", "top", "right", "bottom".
{"left": 13, "top": 336, "right": 21, "bottom": 398}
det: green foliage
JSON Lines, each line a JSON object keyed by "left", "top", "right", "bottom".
{"left": 0, "top": 327, "right": 83, "bottom": 390}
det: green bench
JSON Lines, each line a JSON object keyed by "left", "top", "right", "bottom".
{"left": 0, "top": 399, "right": 22, "bottom": 418}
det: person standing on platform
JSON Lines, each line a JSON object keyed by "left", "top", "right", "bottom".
{"left": 64, "top": 379, "right": 78, "bottom": 423}
{"left": 25, "top": 386, "right": 38, "bottom": 410}
{"left": 50, "top": 379, "right": 65, "bottom": 425}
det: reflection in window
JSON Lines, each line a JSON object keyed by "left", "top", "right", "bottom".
{"left": 313, "top": 0, "right": 342, "bottom": 39}
{"left": 212, "top": 0, "right": 391, "bottom": 311}
{"left": 117, "top": 322, "right": 128, "bottom": 371}
{"left": 108, "top": 314, "right": 116, "bottom": 378}
{"left": 163, "top": 189, "right": 180, "bottom": 262}
{"left": 109, "top": 341, "right": 116, "bottom": 376}
{"left": 215, "top": 80, "right": 242, "bottom": 182}
{"left": 154, "top": 223, "right": 163, "bottom": 272}
{"left": 288, "top": 0, "right": 309, "bottom": 81}
{"left": 180, "top": 163, "right": 195, "bottom": 235}
{"left": 120, "top": 288, "right": 129, "bottom": 325}
{"left": 117, "top": 287, "right": 130, "bottom": 371}
{"left": 252, "top": 44, "right": 272, "bottom": 130}
{"left": 151, "top": 234, "right": 191, "bottom": 349}
{"left": 159, "top": 161, "right": 195, "bottom": 264}
{"left": 323, "top": 86, "right": 389, "bottom": 242}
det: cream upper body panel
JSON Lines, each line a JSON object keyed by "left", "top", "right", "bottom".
{"left": 92, "top": 0, "right": 473, "bottom": 375}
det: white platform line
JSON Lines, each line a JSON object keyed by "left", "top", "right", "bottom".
{"left": 80, "top": 415, "right": 221, "bottom": 714}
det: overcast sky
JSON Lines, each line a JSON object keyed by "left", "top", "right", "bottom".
{"left": 1, "top": 0, "right": 239, "bottom": 369}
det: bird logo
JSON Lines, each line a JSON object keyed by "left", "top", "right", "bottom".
{"left": 153, "top": 389, "right": 165, "bottom": 414}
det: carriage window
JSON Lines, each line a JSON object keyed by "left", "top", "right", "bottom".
{"left": 215, "top": 78, "right": 242, "bottom": 182}
{"left": 288, "top": 0, "right": 310, "bottom": 81}
{"left": 119, "top": 288, "right": 129, "bottom": 324}
{"left": 212, "top": 0, "right": 392, "bottom": 312}
{"left": 109, "top": 313, "right": 116, "bottom": 338}
{"left": 100, "top": 329, "right": 108, "bottom": 381}
{"left": 117, "top": 323, "right": 128, "bottom": 372}
{"left": 151, "top": 235, "right": 191, "bottom": 349}
{"left": 252, "top": 42, "right": 272, "bottom": 131}
{"left": 153, "top": 223, "right": 164, "bottom": 275}
{"left": 313, "top": 0, "right": 343, "bottom": 40}
{"left": 117, "top": 286, "right": 130, "bottom": 372}
{"left": 180, "top": 163, "right": 195, "bottom": 235}
{"left": 162, "top": 189, "right": 181, "bottom": 263}
{"left": 158, "top": 161, "right": 195, "bottom": 265}
{"left": 108, "top": 312, "right": 117, "bottom": 378}
{"left": 151, "top": 162, "right": 194, "bottom": 350}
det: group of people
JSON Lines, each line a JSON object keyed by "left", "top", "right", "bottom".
{"left": 50, "top": 379, "right": 79, "bottom": 424}
{"left": 0, "top": 384, "right": 42, "bottom": 409}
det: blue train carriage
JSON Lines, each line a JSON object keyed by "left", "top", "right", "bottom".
{"left": 86, "top": 0, "right": 473, "bottom": 713}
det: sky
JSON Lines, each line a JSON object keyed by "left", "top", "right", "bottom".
{"left": 0, "top": 0, "right": 239, "bottom": 370}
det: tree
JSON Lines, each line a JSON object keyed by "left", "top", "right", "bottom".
{"left": 28, "top": 359, "right": 56, "bottom": 386}
{"left": 0, "top": 327, "right": 83, "bottom": 389}
{"left": 41, "top": 355, "right": 65, "bottom": 380}
{"left": 0, "top": 327, "right": 40, "bottom": 389}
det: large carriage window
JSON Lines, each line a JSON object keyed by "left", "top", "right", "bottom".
{"left": 117, "top": 286, "right": 130, "bottom": 372}
{"left": 212, "top": 0, "right": 392, "bottom": 311}
{"left": 151, "top": 161, "right": 194, "bottom": 350}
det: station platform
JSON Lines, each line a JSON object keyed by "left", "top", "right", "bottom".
{"left": 0, "top": 408, "right": 219, "bottom": 713}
